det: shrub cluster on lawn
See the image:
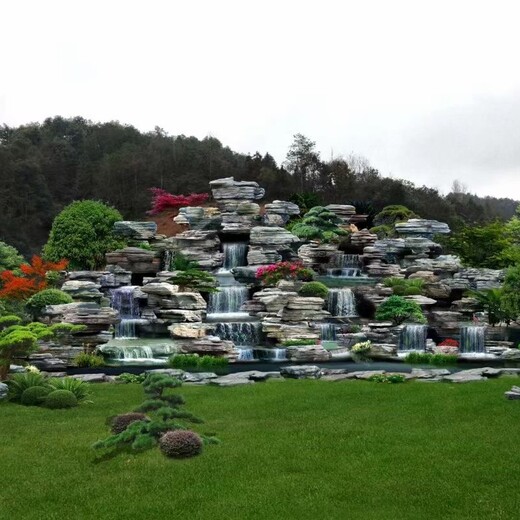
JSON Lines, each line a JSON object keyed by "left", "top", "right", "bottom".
{"left": 7, "top": 372, "right": 91, "bottom": 408}
{"left": 93, "top": 373, "right": 219, "bottom": 460}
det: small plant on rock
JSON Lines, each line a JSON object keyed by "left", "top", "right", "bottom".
{"left": 375, "top": 296, "right": 426, "bottom": 326}
{"left": 25, "top": 289, "right": 73, "bottom": 319}
{"left": 298, "top": 281, "right": 329, "bottom": 298}
{"left": 73, "top": 352, "right": 105, "bottom": 368}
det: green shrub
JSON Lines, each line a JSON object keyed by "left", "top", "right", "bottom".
{"left": 168, "top": 354, "right": 228, "bottom": 371}
{"left": 369, "top": 374, "right": 406, "bottom": 384}
{"left": 26, "top": 289, "right": 73, "bottom": 317}
{"left": 111, "top": 412, "right": 149, "bottom": 434}
{"left": 73, "top": 352, "right": 105, "bottom": 368}
{"left": 159, "top": 429, "right": 203, "bottom": 458}
{"left": 116, "top": 372, "right": 146, "bottom": 384}
{"left": 0, "top": 240, "right": 24, "bottom": 272}
{"left": 375, "top": 296, "right": 426, "bottom": 325}
{"left": 291, "top": 206, "right": 347, "bottom": 242}
{"left": 405, "top": 286, "right": 422, "bottom": 296}
{"left": 404, "top": 352, "right": 458, "bottom": 365}
{"left": 298, "top": 281, "right": 329, "bottom": 298}
{"left": 44, "top": 389, "right": 78, "bottom": 409}
{"left": 49, "top": 377, "right": 91, "bottom": 402}
{"left": 43, "top": 200, "right": 126, "bottom": 270}
{"left": 383, "top": 277, "right": 424, "bottom": 296}
{"left": 20, "top": 385, "right": 52, "bottom": 405}
{"left": 6, "top": 372, "right": 50, "bottom": 401}
{"left": 280, "top": 339, "right": 317, "bottom": 347}
{"left": 0, "top": 315, "right": 22, "bottom": 328}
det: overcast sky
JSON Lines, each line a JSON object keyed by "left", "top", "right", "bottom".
{"left": 2, "top": 0, "right": 520, "bottom": 199}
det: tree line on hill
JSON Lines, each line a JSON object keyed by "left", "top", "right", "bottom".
{"left": 0, "top": 117, "right": 517, "bottom": 257}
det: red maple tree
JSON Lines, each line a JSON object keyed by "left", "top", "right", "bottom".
{"left": 0, "top": 256, "right": 68, "bottom": 300}
{"left": 147, "top": 188, "right": 209, "bottom": 215}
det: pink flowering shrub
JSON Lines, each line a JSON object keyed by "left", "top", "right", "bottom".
{"left": 256, "top": 261, "right": 314, "bottom": 286}
{"left": 147, "top": 188, "right": 209, "bottom": 215}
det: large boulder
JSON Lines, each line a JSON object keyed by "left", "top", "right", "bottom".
{"left": 105, "top": 247, "right": 161, "bottom": 274}
{"left": 0, "top": 382, "right": 8, "bottom": 401}
{"left": 113, "top": 221, "right": 157, "bottom": 240}
{"left": 60, "top": 281, "right": 104, "bottom": 303}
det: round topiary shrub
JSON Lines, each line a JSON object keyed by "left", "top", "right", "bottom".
{"left": 43, "top": 389, "right": 78, "bottom": 409}
{"left": 111, "top": 412, "right": 149, "bottom": 434}
{"left": 159, "top": 430, "right": 203, "bottom": 458}
{"left": 26, "top": 289, "right": 73, "bottom": 317}
{"left": 298, "top": 281, "right": 329, "bottom": 298}
{"left": 20, "top": 385, "right": 52, "bottom": 406}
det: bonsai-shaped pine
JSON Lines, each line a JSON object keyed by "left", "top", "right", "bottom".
{"left": 370, "top": 205, "right": 418, "bottom": 238}
{"left": 92, "top": 373, "right": 219, "bottom": 457}
{"left": 0, "top": 320, "right": 85, "bottom": 380}
{"left": 375, "top": 295, "right": 426, "bottom": 326}
{"left": 291, "top": 206, "right": 348, "bottom": 242}
{"left": 167, "top": 253, "right": 218, "bottom": 293}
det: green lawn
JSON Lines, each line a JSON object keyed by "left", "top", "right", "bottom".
{"left": 1, "top": 378, "right": 520, "bottom": 520}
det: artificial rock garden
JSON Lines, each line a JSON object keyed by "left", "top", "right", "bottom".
{"left": 10, "top": 176, "right": 520, "bottom": 378}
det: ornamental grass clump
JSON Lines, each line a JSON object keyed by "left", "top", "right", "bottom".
{"left": 256, "top": 261, "right": 314, "bottom": 286}
{"left": 159, "top": 430, "right": 203, "bottom": 459}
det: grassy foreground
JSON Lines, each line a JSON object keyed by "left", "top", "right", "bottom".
{"left": 1, "top": 378, "right": 520, "bottom": 520}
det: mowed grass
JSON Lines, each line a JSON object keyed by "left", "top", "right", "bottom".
{"left": 1, "top": 378, "right": 520, "bottom": 520}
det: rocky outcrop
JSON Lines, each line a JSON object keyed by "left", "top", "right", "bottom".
{"left": 61, "top": 281, "right": 104, "bottom": 303}
{"left": 168, "top": 323, "right": 210, "bottom": 339}
{"left": 261, "top": 318, "right": 321, "bottom": 342}
{"left": 171, "top": 230, "right": 223, "bottom": 269}
{"left": 67, "top": 267, "right": 132, "bottom": 292}
{"left": 179, "top": 336, "right": 235, "bottom": 357}
{"left": 395, "top": 219, "right": 450, "bottom": 238}
{"left": 105, "top": 247, "right": 162, "bottom": 274}
{"left": 297, "top": 242, "right": 338, "bottom": 270}
{"left": 174, "top": 206, "right": 221, "bottom": 230}
{"left": 209, "top": 177, "right": 265, "bottom": 211}
{"left": 263, "top": 200, "right": 300, "bottom": 226}
{"left": 113, "top": 221, "right": 157, "bottom": 240}
{"left": 286, "top": 346, "right": 330, "bottom": 362}
{"left": 247, "top": 226, "right": 300, "bottom": 265}
{"left": 279, "top": 297, "right": 330, "bottom": 322}
{"left": 451, "top": 268, "right": 505, "bottom": 291}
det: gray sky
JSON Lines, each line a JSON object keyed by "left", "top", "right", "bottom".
{"left": 2, "top": 0, "right": 520, "bottom": 199}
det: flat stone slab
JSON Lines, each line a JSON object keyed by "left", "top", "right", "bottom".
{"left": 0, "top": 382, "right": 8, "bottom": 401}
{"left": 280, "top": 365, "right": 322, "bottom": 379}
{"left": 209, "top": 375, "right": 255, "bottom": 387}
{"left": 505, "top": 390, "right": 520, "bottom": 400}
{"left": 410, "top": 369, "right": 451, "bottom": 379}
{"left": 345, "top": 370, "right": 385, "bottom": 380}
{"left": 443, "top": 372, "right": 487, "bottom": 383}
{"left": 143, "top": 369, "right": 185, "bottom": 378}
{"left": 70, "top": 373, "right": 109, "bottom": 383}
{"left": 182, "top": 372, "right": 218, "bottom": 383}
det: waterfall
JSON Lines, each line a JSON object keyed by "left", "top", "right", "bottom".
{"left": 256, "top": 348, "right": 287, "bottom": 361}
{"left": 326, "top": 254, "right": 364, "bottom": 278}
{"left": 326, "top": 289, "right": 357, "bottom": 317}
{"left": 163, "top": 250, "right": 173, "bottom": 271}
{"left": 399, "top": 324, "right": 427, "bottom": 351}
{"left": 320, "top": 323, "right": 337, "bottom": 341}
{"left": 460, "top": 326, "right": 486, "bottom": 353}
{"left": 222, "top": 242, "right": 248, "bottom": 270}
{"left": 208, "top": 286, "right": 249, "bottom": 317}
{"left": 236, "top": 348, "right": 255, "bottom": 361}
{"left": 214, "top": 322, "right": 261, "bottom": 346}
{"left": 111, "top": 286, "right": 140, "bottom": 339}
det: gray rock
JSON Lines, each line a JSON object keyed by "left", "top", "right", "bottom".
{"left": 0, "top": 382, "right": 8, "bottom": 401}
{"left": 61, "top": 281, "right": 104, "bottom": 302}
{"left": 443, "top": 371, "right": 487, "bottom": 383}
{"left": 345, "top": 370, "right": 386, "bottom": 380}
{"left": 182, "top": 372, "right": 218, "bottom": 383}
{"left": 70, "top": 373, "right": 109, "bottom": 383}
{"left": 209, "top": 373, "right": 255, "bottom": 386}
{"left": 280, "top": 365, "right": 322, "bottom": 379}
{"left": 500, "top": 349, "right": 520, "bottom": 360}
{"left": 410, "top": 368, "right": 451, "bottom": 379}
{"left": 395, "top": 219, "right": 450, "bottom": 237}
{"left": 143, "top": 368, "right": 185, "bottom": 378}
{"left": 113, "top": 221, "right": 157, "bottom": 240}
{"left": 286, "top": 346, "right": 330, "bottom": 362}
{"left": 505, "top": 391, "right": 520, "bottom": 400}
{"left": 141, "top": 282, "right": 179, "bottom": 296}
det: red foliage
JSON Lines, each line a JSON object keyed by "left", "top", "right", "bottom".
{"left": 438, "top": 338, "right": 459, "bottom": 348}
{"left": 147, "top": 188, "right": 209, "bottom": 215}
{"left": 0, "top": 256, "right": 68, "bottom": 300}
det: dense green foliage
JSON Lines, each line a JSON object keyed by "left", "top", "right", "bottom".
{"left": 20, "top": 385, "right": 52, "bottom": 406}
{"left": 1, "top": 381, "right": 520, "bottom": 519}
{"left": 0, "top": 241, "right": 24, "bottom": 272}
{"left": 44, "top": 389, "right": 78, "bottom": 409}
{"left": 72, "top": 352, "right": 105, "bottom": 368}
{"left": 404, "top": 352, "right": 459, "bottom": 365}
{"left": 169, "top": 354, "right": 228, "bottom": 371}
{"left": 291, "top": 206, "right": 347, "bottom": 242}
{"left": 384, "top": 277, "right": 425, "bottom": 296}
{"left": 1, "top": 118, "right": 517, "bottom": 256}
{"left": 298, "top": 281, "right": 329, "bottom": 298}
{"left": 168, "top": 269, "right": 218, "bottom": 293}
{"left": 43, "top": 200, "right": 126, "bottom": 269}
{"left": 375, "top": 296, "right": 426, "bottom": 325}
{"left": 371, "top": 205, "right": 419, "bottom": 238}
{"left": 25, "top": 289, "right": 73, "bottom": 318}
{"left": 49, "top": 378, "right": 92, "bottom": 402}
{"left": 280, "top": 339, "right": 317, "bottom": 347}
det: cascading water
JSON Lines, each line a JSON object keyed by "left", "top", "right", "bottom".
{"left": 399, "top": 324, "right": 427, "bottom": 351}
{"left": 256, "top": 347, "right": 287, "bottom": 361}
{"left": 214, "top": 322, "right": 261, "bottom": 346}
{"left": 460, "top": 326, "right": 486, "bottom": 354}
{"left": 326, "top": 288, "right": 357, "bottom": 317}
{"left": 236, "top": 348, "right": 255, "bottom": 361}
{"left": 163, "top": 250, "right": 173, "bottom": 271}
{"left": 111, "top": 286, "right": 141, "bottom": 339}
{"left": 98, "top": 340, "right": 178, "bottom": 366}
{"left": 320, "top": 323, "right": 337, "bottom": 341}
{"left": 222, "top": 242, "right": 248, "bottom": 270}
{"left": 326, "top": 253, "right": 365, "bottom": 278}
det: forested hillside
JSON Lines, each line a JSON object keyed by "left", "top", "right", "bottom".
{"left": 0, "top": 117, "right": 517, "bottom": 256}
